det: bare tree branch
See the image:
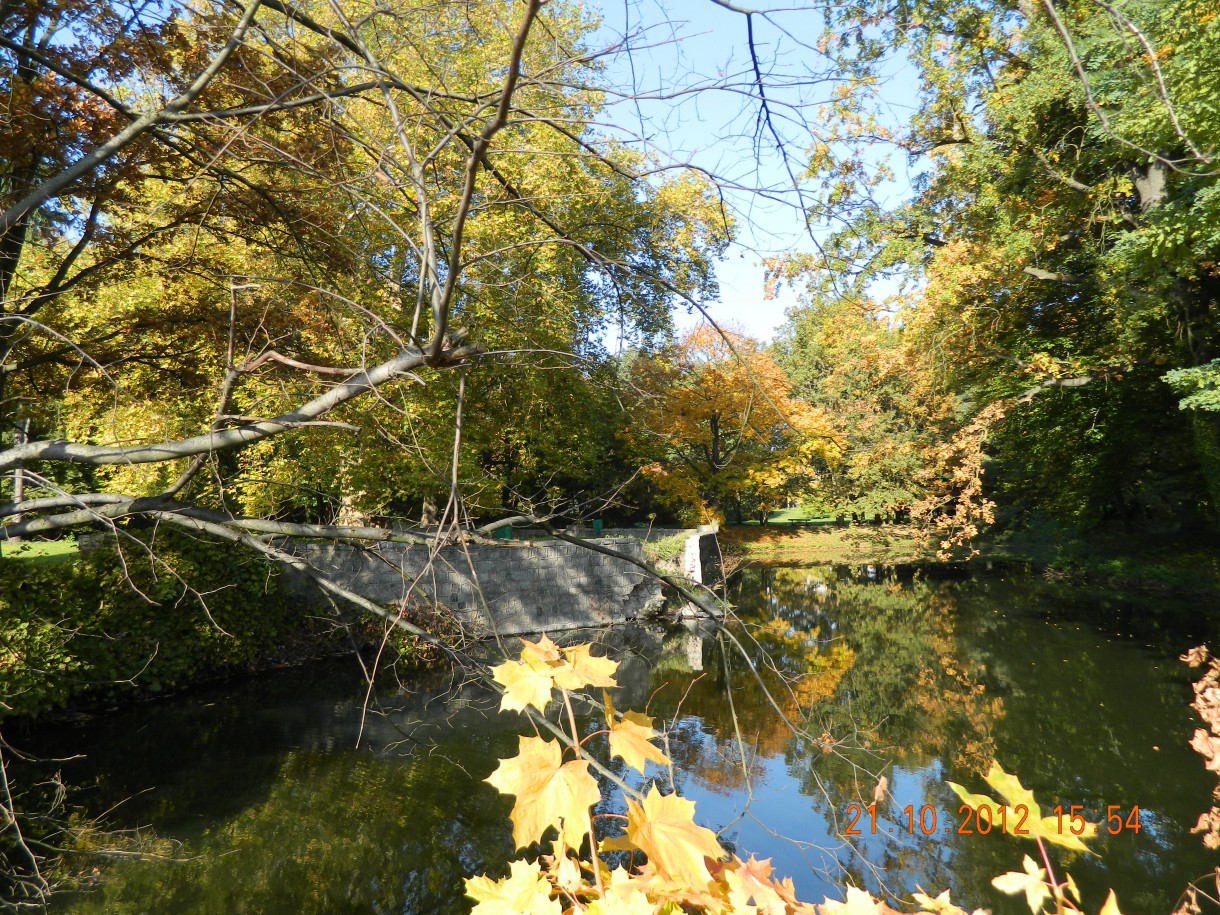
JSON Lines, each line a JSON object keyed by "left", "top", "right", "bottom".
{"left": 0, "top": 340, "right": 479, "bottom": 473}
{"left": 0, "top": 0, "right": 266, "bottom": 236}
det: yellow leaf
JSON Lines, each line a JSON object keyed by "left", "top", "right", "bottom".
{"left": 520, "top": 634, "right": 563, "bottom": 666}
{"left": 773, "top": 874, "right": 821, "bottom": 915}
{"left": 485, "top": 735, "right": 600, "bottom": 850}
{"left": 951, "top": 762, "right": 1098, "bottom": 853}
{"left": 1063, "top": 872, "right": 1080, "bottom": 904}
{"left": 492, "top": 658, "right": 556, "bottom": 714}
{"left": 1099, "top": 890, "right": 1125, "bottom": 915}
{"left": 585, "top": 867, "right": 661, "bottom": 915}
{"left": 614, "top": 785, "right": 724, "bottom": 886}
{"left": 547, "top": 842, "right": 583, "bottom": 895}
{"left": 609, "top": 709, "right": 669, "bottom": 774}
{"left": 552, "top": 643, "right": 619, "bottom": 690}
{"left": 820, "top": 886, "right": 883, "bottom": 915}
{"left": 617, "top": 865, "right": 725, "bottom": 912}
{"left": 720, "top": 855, "right": 790, "bottom": 915}
{"left": 1031, "top": 811, "right": 1097, "bottom": 853}
{"left": 982, "top": 762, "right": 1040, "bottom": 811}
{"left": 586, "top": 893, "right": 658, "bottom": 915}
{"left": 991, "top": 855, "right": 1051, "bottom": 914}
{"left": 913, "top": 887, "right": 967, "bottom": 915}
{"left": 465, "top": 859, "right": 561, "bottom": 915}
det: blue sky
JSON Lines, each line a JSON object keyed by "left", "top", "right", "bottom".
{"left": 589, "top": 0, "right": 922, "bottom": 342}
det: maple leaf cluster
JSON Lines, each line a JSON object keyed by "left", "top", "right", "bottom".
{"left": 472, "top": 636, "right": 888, "bottom": 915}
{"left": 471, "top": 639, "right": 1136, "bottom": 915}
{"left": 1183, "top": 645, "right": 1220, "bottom": 849}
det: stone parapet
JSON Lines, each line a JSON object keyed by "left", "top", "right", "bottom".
{"left": 280, "top": 536, "right": 669, "bottom": 636}
{"left": 683, "top": 525, "right": 723, "bottom": 587}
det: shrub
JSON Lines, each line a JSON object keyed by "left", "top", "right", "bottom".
{"left": 0, "top": 530, "right": 312, "bottom": 719}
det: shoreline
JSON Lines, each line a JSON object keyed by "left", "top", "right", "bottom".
{"left": 721, "top": 523, "right": 1220, "bottom": 599}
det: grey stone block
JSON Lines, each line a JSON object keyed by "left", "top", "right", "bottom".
{"left": 278, "top": 530, "right": 691, "bottom": 636}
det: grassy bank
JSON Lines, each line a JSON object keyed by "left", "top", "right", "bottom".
{"left": 721, "top": 520, "right": 1220, "bottom": 596}
{"left": 986, "top": 526, "right": 1220, "bottom": 596}
{"left": 721, "top": 523, "right": 926, "bottom": 565}
{"left": 0, "top": 538, "right": 80, "bottom": 566}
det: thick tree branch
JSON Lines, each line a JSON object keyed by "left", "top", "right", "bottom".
{"left": 1029, "top": 146, "right": 1092, "bottom": 193}
{"left": 1023, "top": 266, "right": 1083, "bottom": 283}
{"left": 146, "top": 512, "right": 463, "bottom": 658}
{"left": 429, "top": 0, "right": 542, "bottom": 360}
{"left": 0, "top": 493, "right": 129, "bottom": 518}
{"left": 0, "top": 340, "right": 479, "bottom": 472}
{"left": 1016, "top": 374, "right": 1098, "bottom": 402}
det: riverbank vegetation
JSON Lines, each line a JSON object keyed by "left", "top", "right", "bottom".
{"left": 1, "top": 0, "right": 1219, "bottom": 909}
{"left": 0, "top": 532, "right": 446, "bottom": 720}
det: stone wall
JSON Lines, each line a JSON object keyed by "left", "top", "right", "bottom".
{"left": 281, "top": 537, "right": 668, "bottom": 637}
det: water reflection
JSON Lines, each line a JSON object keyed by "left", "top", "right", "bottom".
{"left": 668, "top": 565, "right": 1218, "bottom": 910}
{"left": 21, "top": 565, "right": 1220, "bottom": 914}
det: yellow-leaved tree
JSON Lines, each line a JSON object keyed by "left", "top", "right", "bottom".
{"left": 626, "top": 326, "right": 840, "bottom": 525}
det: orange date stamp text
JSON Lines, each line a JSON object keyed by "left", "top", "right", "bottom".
{"left": 843, "top": 802, "right": 1140, "bottom": 836}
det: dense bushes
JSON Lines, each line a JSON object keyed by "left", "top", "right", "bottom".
{"left": 0, "top": 532, "right": 323, "bottom": 719}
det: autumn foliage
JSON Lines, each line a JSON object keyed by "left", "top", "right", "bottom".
{"left": 470, "top": 637, "right": 1131, "bottom": 915}
{"left": 473, "top": 636, "right": 829, "bottom": 914}
{"left": 628, "top": 326, "right": 839, "bottom": 525}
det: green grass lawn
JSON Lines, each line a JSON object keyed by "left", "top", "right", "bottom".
{"left": 721, "top": 523, "right": 925, "bottom": 564}
{"left": 1, "top": 538, "right": 80, "bottom": 567}
{"left": 736, "top": 507, "right": 836, "bottom": 525}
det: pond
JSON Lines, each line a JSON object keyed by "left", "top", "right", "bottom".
{"left": 17, "top": 564, "right": 1220, "bottom": 914}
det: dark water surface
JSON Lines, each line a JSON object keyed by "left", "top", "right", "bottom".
{"left": 20, "top": 565, "right": 1220, "bottom": 913}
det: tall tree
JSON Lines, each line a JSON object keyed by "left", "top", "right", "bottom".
{"left": 628, "top": 325, "right": 838, "bottom": 525}
{"left": 0, "top": 0, "right": 731, "bottom": 533}
{"left": 773, "top": 293, "right": 950, "bottom": 520}
{"left": 779, "top": 0, "right": 1220, "bottom": 532}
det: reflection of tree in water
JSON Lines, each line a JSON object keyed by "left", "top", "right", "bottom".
{"left": 655, "top": 566, "right": 1002, "bottom": 783}
{"left": 663, "top": 715, "right": 764, "bottom": 796}
{"left": 643, "top": 564, "right": 1006, "bottom": 900}
{"left": 639, "top": 566, "right": 1000, "bottom": 824}
{"left": 660, "top": 565, "right": 1215, "bottom": 911}
{"left": 59, "top": 741, "right": 518, "bottom": 915}
{"left": 644, "top": 621, "right": 849, "bottom": 800}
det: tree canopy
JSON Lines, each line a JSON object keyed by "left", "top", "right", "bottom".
{"left": 627, "top": 325, "right": 838, "bottom": 525}
{"left": 775, "top": 0, "right": 1220, "bottom": 534}
{"left": 3, "top": 0, "right": 1217, "bottom": 567}
{"left": 0, "top": 0, "right": 732, "bottom": 539}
